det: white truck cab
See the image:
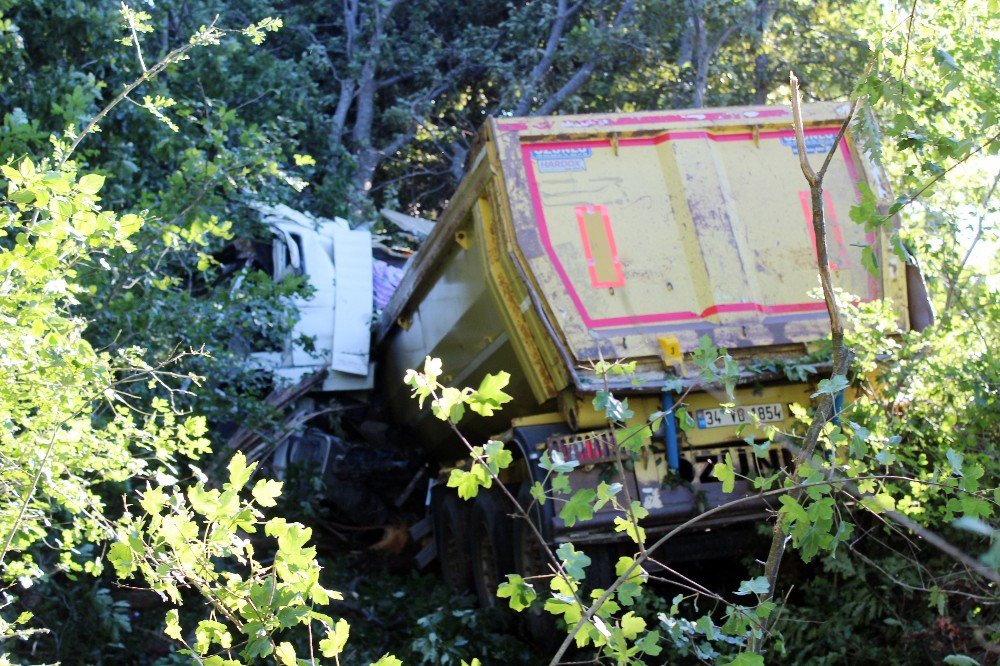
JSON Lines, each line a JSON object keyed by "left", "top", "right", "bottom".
{"left": 250, "top": 204, "right": 375, "bottom": 391}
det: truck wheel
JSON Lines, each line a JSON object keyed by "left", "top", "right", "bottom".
{"left": 582, "top": 544, "right": 616, "bottom": 591}
{"left": 433, "top": 491, "right": 474, "bottom": 594}
{"left": 470, "top": 488, "right": 515, "bottom": 608}
{"left": 512, "top": 482, "right": 560, "bottom": 646}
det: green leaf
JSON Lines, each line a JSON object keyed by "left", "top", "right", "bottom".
{"left": 319, "top": 618, "right": 350, "bottom": 658}
{"left": 243, "top": 636, "right": 272, "bottom": 660}
{"left": 735, "top": 576, "right": 770, "bottom": 596}
{"left": 78, "top": 173, "right": 106, "bottom": 195}
{"left": 227, "top": 452, "right": 255, "bottom": 490}
{"left": 483, "top": 439, "right": 513, "bottom": 473}
{"left": 593, "top": 391, "right": 632, "bottom": 422}
{"left": 943, "top": 656, "right": 980, "bottom": 666}
{"left": 861, "top": 245, "right": 879, "bottom": 277}
{"left": 724, "top": 654, "right": 765, "bottom": 666}
{"left": 675, "top": 406, "right": 696, "bottom": 432}
{"left": 551, "top": 474, "right": 571, "bottom": 495}
{"left": 778, "top": 495, "right": 810, "bottom": 537}
{"left": 713, "top": 452, "right": 736, "bottom": 493}
{"left": 556, "top": 543, "right": 592, "bottom": 580}
{"left": 252, "top": 478, "right": 283, "bottom": 507}
{"left": 560, "top": 489, "right": 596, "bottom": 527}
{"left": 539, "top": 450, "right": 578, "bottom": 474}
{"left": 595, "top": 482, "right": 622, "bottom": 510}
{"left": 619, "top": 611, "right": 646, "bottom": 639}
{"left": 432, "top": 386, "right": 466, "bottom": 422}
{"left": 615, "top": 556, "right": 646, "bottom": 584}
{"left": 497, "top": 574, "right": 537, "bottom": 611}
{"left": 469, "top": 371, "right": 513, "bottom": 416}
{"left": 164, "top": 608, "right": 182, "bottom": 641}
{"left": 946, "top": 448, "right": 964, "bottom": 477}
{"left": 447, "top": 465, "right": 491, "bottom": 500}
{"left": 750, "top": 439, "right": 771, "bottom": 458}
{"left": 108, "top": 541, "right": 137, "bottom": 578}
{"left": 530, "top": 481, "right": 547, "bottom": 505}
{"left": 811, "top": 374, "right": 849, "bottom": 398}
{"left": 613, "top": 515, "right": 645, "bottom": 544}
{"left": 635, "top": 629, "right": 662, "bottom": 656}
{"left": 0, "top": 164, "right": 21, "bottom": 184}
{"left": 861, "top": 493, "right": 896, "bottom": 514}
{"left": 118, "top": 213, "right": 143, "bottom": 238}
{"left": 274, "top": 641, "right": 296, "bottom": 666}
{"left": 617, "top": 422, "right": 652, "bottom": 452}
{"left": 371, "top": 655, "right": 403, "bottom": 666}
{"left": 10, "top": 187, "right": 37, "bottom": 205}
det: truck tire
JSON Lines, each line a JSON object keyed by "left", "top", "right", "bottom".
{"left": 432, "top": 490, "right": 474, "bottom": 594}
{"left": 469, "top": 488, "right": 515, "bottom": 608}
{"left": 512, "top": 482, "right": 560, "bottom": 646}
{"left": 581, "top": 543, "right": 616, "bottom": 591}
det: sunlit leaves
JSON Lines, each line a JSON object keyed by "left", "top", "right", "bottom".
{"left": 319, "top": 618, "right": 350, "bottom": 658}
{"left": 111, "top": 457, "right": 366, "bottom": 664}
{"left": 242, "top": 17, "right": 284, "bottom": 45}
{"left": 77, "top": 173, "right": 105, "bottom": 195}
{"left": 469, "top": 371, "right": 513, "bottom": 416}
{"left": 404, "top": 359, "right": 512, "bottom": 424}
{"left": 446, "top": 464, "right": 492, "bottom": 500}
{"left": 497, "top": 574, "right": 537, "bottom": 611}
{"left": 614, "top": 502, "right": 648, "bottom": 544}
{"left": 251, "top": 479, "right": 283, "bottom": 508}
{"left": 713, "top": 452, "right": 737, "bottom": 493}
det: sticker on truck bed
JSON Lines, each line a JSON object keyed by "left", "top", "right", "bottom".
{"left": 780, "top": 134, "right": 836, "bottom": 154}
{"left": 532, "top": 147, "right": 591, "bottom": 172}
{"left": 575, "top": 205, "right": 625, "bottom": 288}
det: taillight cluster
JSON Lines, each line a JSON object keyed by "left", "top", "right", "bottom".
{"left": 546, "top": 429, "right": 621, "bottom": 465}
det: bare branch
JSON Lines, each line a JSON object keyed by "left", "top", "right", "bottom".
{"left": 945, "top": 170, "right": 1000, "bottom": 311}
{"left": 514, "top": 0, "right": 581, "bottom": 116}
{"left": 900, "top": 0, "right": 919, "bottom": 90}
{"left": 531, "top": 0, "right": 636, "bottom": 116}
{"left": 789, "top": 72, "right": 817, "bottom": 185}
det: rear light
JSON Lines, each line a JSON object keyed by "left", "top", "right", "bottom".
{"left": 546, "top": 429, "right": 622, "bottom": 465}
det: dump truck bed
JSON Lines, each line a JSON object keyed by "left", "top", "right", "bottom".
{"left": 491, "top": 103, "right": 908, "bottom": 385}
{"left": 376, "top": 103, "right": 920, "bottom": 461}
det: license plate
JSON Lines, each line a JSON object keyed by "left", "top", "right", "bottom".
{"left": 696, "top": 403, "right": 785, "bottom": 429}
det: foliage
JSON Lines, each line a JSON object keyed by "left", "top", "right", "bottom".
{"left": 404, "top": 352, "right": 791, "bottom": 664}
{"left": 109, "top": 452, "right": 358, "bottom": 665}
{"left": 0, "top": 0, "right": 312, "bottom": 439}
{"left": 0, "top": 8, "right": 397, "bottom": 665}
{"left": 0, "top": 156, "right": 210, "bottom": 584}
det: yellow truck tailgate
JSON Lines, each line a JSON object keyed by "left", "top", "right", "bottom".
{"left": 491, "top": 103, "right": 910, "bottom": 377}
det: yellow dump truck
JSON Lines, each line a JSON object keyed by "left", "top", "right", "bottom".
{"left": 374, "top": 102, "right": 931, "bottom": 604}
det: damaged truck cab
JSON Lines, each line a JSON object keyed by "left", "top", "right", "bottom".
{"left": 373, "top": 103, "right": 931, "bottom": 603}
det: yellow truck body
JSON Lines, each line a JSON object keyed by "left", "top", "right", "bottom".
{"left": 376, "top": 102, "right": 928, "bottom": 547}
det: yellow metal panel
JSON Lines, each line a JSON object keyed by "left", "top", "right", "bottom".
{"left": 489, "top": 103, "right": 914, "bottom": 384}
{"left": 682, "top": 384, "right": 814, "bottom": 448}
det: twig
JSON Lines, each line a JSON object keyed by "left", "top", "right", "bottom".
{"left": 944, "top": 170, "right": 1000, "bottom": 312}
{"left": 748, "top": 73, "right": 857, "bottom": 654}
{"left": 124, "top": 2, "right": 149, "bottom": 73}
{"left": 900, "top": 0, "right": 919, "bottom": 91}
